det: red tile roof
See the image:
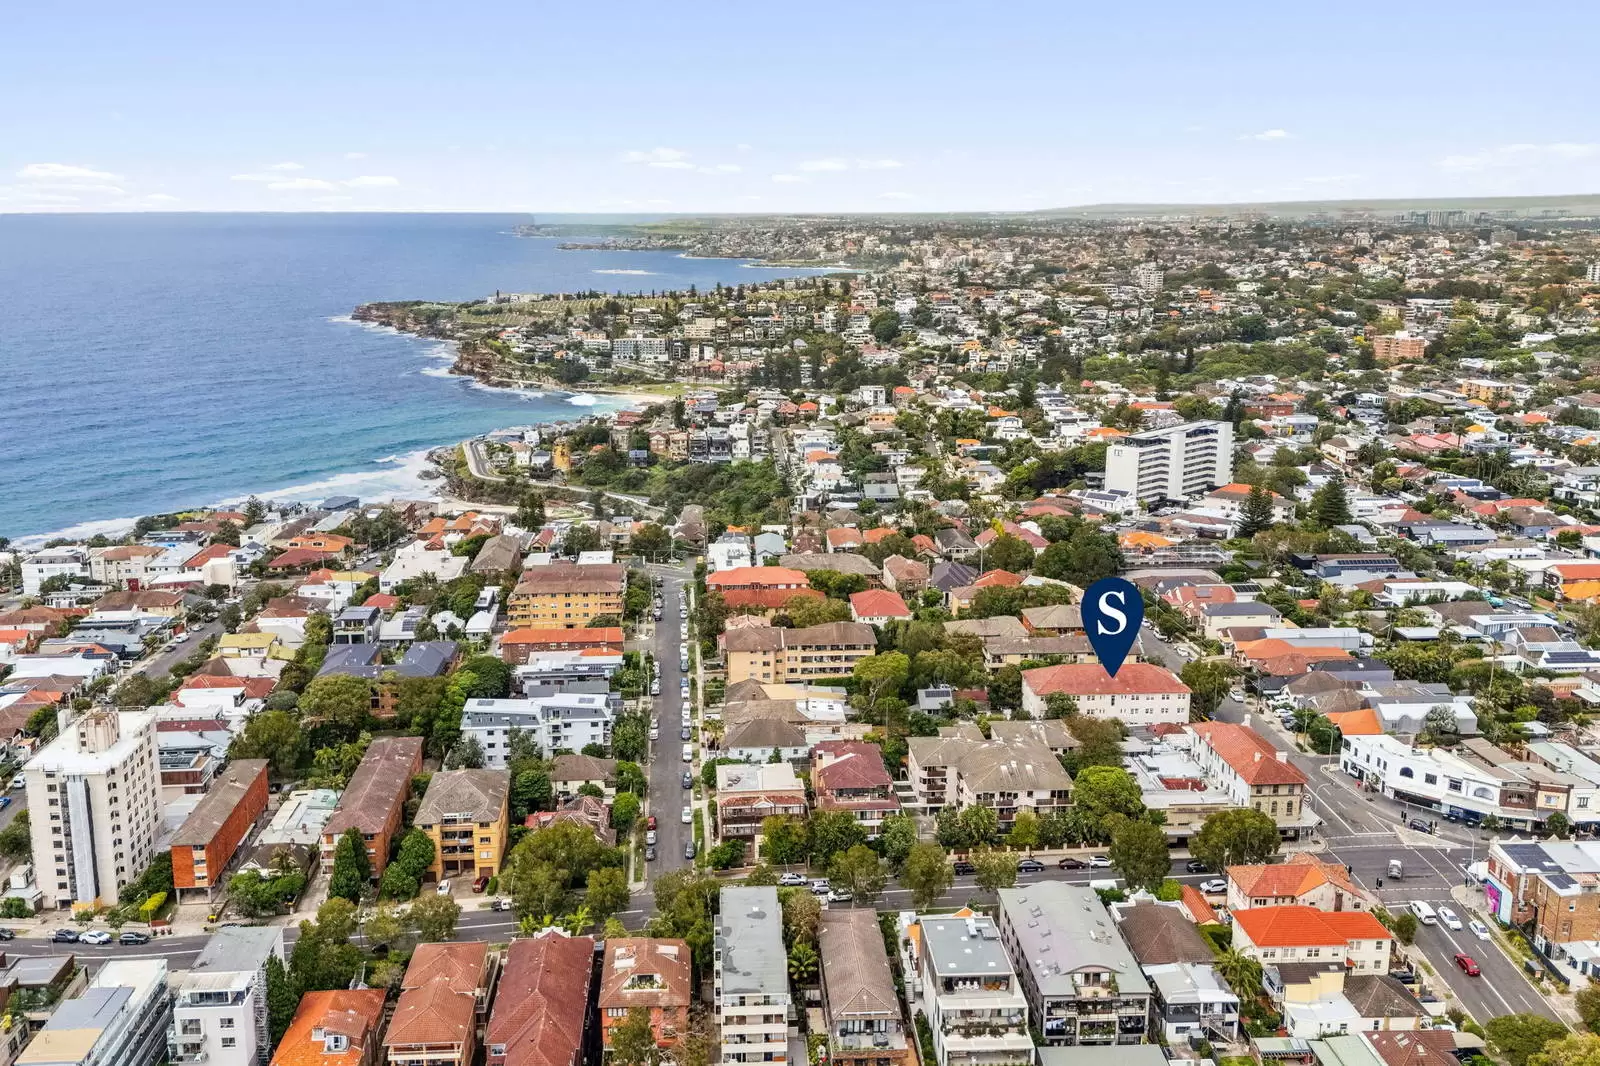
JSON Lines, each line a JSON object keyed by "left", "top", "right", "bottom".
{"left": 706, "top": 566, "right": 811, "bottom": 590}
{"left": 270, "top": 989, "right": 386, "bottom": 1066}
{"left": 489, "top": 934, "right": 597, "bottom": 1066}
{"left": 1189, "top": 722, "right": 1307, "bottom": 786}
{"left": 1233, "top": 905, "right": 1390, "bottom": 948}
{"left": 1228, "top": 854, "right": 1363, "bottom": 900}
{"left": 849, "top": 589, "right": 911, "bottom": 619}
{"left": 721, "top": 587, "right": 824, "bottom": 611}
{"left": 1022, "top": 662, "right": 1190, "bottom": 697}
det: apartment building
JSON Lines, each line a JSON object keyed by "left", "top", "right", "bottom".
{"left": 812, "top": 741, "right": 900, "bottom": 838}
{"left": 906, "top": 729, "right": 1072, "bottom": 829}
{"left": 1020, "top": 663, "right": 1192, "bottom": 725}
{"left": 716, "top": 763, "right": 808, "bottom": 857}
{"left": 462, "top": 694, "right": 615, "bottom": 768}
{"left": 386, "top": 942, "right": 493, "bottom": 1066}
{"left": 1225, "top": 854, "right": 1375, "bottom": 914}
{"left": 488, "top": 932, "right": 596, "bottom": 1066}
{"left": 171, "top": 759, "right": 270, "bottom": 900}
{"left": 507, "top": 563, "right": 626, "bottom": 628}
{"left": 904, "top": 911, "right": 1032, "bottom": 1066}
{"left": 818, "top": 910, "right": 910, "bottom": 1066}
{"left": 1371, "top": 332, "right": 1427, "bottom": 364}
{"left": 724, "top": 622, "right": 878, "bottom": 685}
{"left": 499, "top": 626, "right": 625, "bottom": 665}
{"left": 318, "top": 736, "right": 424, "bottom": 877}
{"left": 413, "top": 770, "right": 510, "bottom": 883}
{"left": 22, "top": 959, "right": 171, "bottom": 1066}
{"left": 599, "top": 939, "right": 692, "bottom": 1057}
{"left": 169, "top": 927, "right": 283, "bottom": 1066}
{"left": 268, "top": 989, "right": 386, "bottom": 1066}
{"left": 1483, "top": 839, "right": 1600, "bottom": 964}
{"left": 1185, "top": 722, "right": 1316, "bottom": 839}
{"left": 715, "top": 887, "right": 791, "bottom": 1066}
{"left": 1104, "top": 420, "right": 1233, "bottom": 502}
{"left": 26, "top": 708, "right": 162, "bottom": 910}
{"left": 1231, "top": 907, "right": 1392, "bottom": 974}
{"left": 998, "top": 884, "right": 1151, "bottom": 1047}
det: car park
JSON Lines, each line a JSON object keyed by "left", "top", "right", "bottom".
{"left": 79, "top": 930, "right": 112, "bottom": 945}
{"left": 1454, "top": 953, "right": 1480, "bottom": 976}
{"left": 1088, "top": 855, "right": 1112, "bottom": 868}
{"left": 1199, "top": 879, "right": 1228, "bottom": 894}
{"left": 51, "top": 929, "right": 78, "bottom": 943}
{"left": 118, "top": 931, "right": 150, "bottom": 945}
{"left": 1469, "top": 920, "right": 1491, "bottom": 941}
{"left": 1438, "top": 906, "right": 1463, "bottom": 930}
{"left": 681, "top": 806, "right": 693, "bottom": 824}
{"left": 779, "top": 872, "right": 808, "bottom": 886}
{"left": 1057, "top": 857, "right": 1086, "bottom": 870}
{"left": 1017, "top": 858, "right": 1045, "bottom": 873}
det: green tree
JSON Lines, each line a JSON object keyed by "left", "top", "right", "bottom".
{"left": 1215, "top": 948, "right": 1263, "bottom": 1000}
{"left": 266, "top": 954, "right": 299, "bottom": 1046}
{"left": 611, "top": 792, "right": 642, "bottom": 833}
{"left": 761, "top": 816, "right": 810, "bottom": 865}
{"left": 870, "top": 310, "right": 903, "bottom": 344}
{"left": 1108, "top": 818, "right": 1169, "bottom": 893}
{"left": 610, "top": 1007, "right": 662, "bottom": 1066}
{"left": 1072, "top": 766, "right": 1145, "bottom": 840}
{"left": 328, "top": 828, "right": 370, "bottom": 904}
{"left": 829, "top": 845, "right": 888, "bottom": 905}
{"left": 1311, "top": 477, "right": 1354, "bottom": 526}
{"left": 983, "top": 534, "right": 1035, "bottom": 574}
{"left": 0, "top": 812, "right": 31, "bottom": 862}
{"left": 880, "top": 812, "right": 919, "bottom": 872}
{"left": 409, "top": 892, "right": 460, "bottom": 942}
{"left": 298, "top": 674, "right": 373, "bottom": 736}
{"left": 782, "top": 886, "right": 822, "bottom": 948}
{"left": 852, "top": 652, "right": 910, "bottom": 722}
{"left": 970, "top": 848, "right": 1018, "bottom": 894}
{"left": 1574, "top": 983, "right": 1600, "bottom": 1033}
{"left": 585, "top": 866, "right": 631, "bottom": 925}
{"left": 228, "top": 710, "right": 307, "bottom": 777}
{"left": 1189, "top": 808, "right": 1280, "bottom": 871}
{"left": 1392, "top": 910, "right": 1418, "bottom": 945}
{"left": 1180, "top": 660, "right": 1237, "bottom": 718}
{"left": 900, "top": 843, "right": 954, "bottom": 910}
{"left": 809, "top": 809, "right": 868, "bottom": 867}
{"left": 1007, "top": 810, "right": 1041, "bottom": 852}
{"left": 1529, "top": 1034, "right": 1600, "bottom": 1066}
{"left": 957, "top": 805, "right": 1000, "bottom": 849}
{"left": 1064, "top": 717, "right": 1124, "bottom": 774}
{"left": 1486, "top": 1014, "right": 1568, "bottom": 1066}
{"left": 1237, "top": 483, "right": 1277, "bottom": 538}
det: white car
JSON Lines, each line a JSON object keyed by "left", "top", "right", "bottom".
{"left": 809, "top": 879, "right": 831, "bottom": 896}
{"left": 779, "top": 872, "right": 808, "bottom": 886}
{"left": 437, "top": 880, "right": 452, "bottom": 896}
{"left": 1087, "top": 855, "right": 1112, "bottom": 868}
{"left": 1438, "top": 906, "right": 1463, "bottom": 931}
{"left": 648, "top": 726, "right": 659, "bottom": 740}
{"left": 681, "top": 806, "right": 693, "bottom": 824}
{"left": 79, "top": 930, "right": 112, "bottom": 945}
{"left": 645, "top": 830, "right": 657, "bottom": 845}
{"left": 1199, "top": 879, "right": 1228, "bottom": 894}
{"left": 1469, "top": 919, "right": 1491, "bottom": 941}
{"left": 827, "top": 888, "right": 853, "bottom": 903}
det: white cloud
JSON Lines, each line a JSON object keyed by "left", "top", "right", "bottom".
{"left": 857, "top": 159, "right": 904, "bottom": 170}
{"left": 267, "top": 161, "right": 303, "bottom": 171}
{"left": 1240, "top": 129, "right": 1290, "bottom": 141}
{"left": 798, "top": 158, "right": 849, "bottom": 172}
{"left": 880, "top": 191, "right": 914, "bottom": 200}
{"left": 344, "top": 175, "right": 400, "bottom": 187}
{"left": 266, "top": 177, "right": 340, "bottom": 191}
{"left": 621, "top": 147, "right": 694, "bottom": 169}
{"left": 771, "top": 173, "right": 807, "bottom": 183}
{"left": 707, "top": 163, "right": 742, "bottom": 174}
{"left": 1301, "top": 173, "right": 1363, "bottom": 185}
{"left": 344, "top": 152, "right": 368, "bottom": 160}
{"left": 646, "top": 198, "right": 672, "bottom": 205}
{"left": 144, "top": 193, "right": 181, "bottom": 203}
{"left": 1439, "top": 142, "right": 1600, "bottom": 172}
{"left": 17, "top": 162, "right": 122, "bottom": 182}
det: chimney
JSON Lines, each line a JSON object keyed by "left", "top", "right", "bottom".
{"left": 1253, "top": 751, "right": 1263, "bottom": 762}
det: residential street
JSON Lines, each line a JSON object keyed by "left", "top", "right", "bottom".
{"left": 636, "top": 563, "right": 696, "bottom": 879}
{"left": 130, "top": 620, "right": 221, "bottom": 679}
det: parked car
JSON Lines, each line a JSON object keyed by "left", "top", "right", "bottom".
{"left": 1199, "top": 879, "right": 1228, "bottom": 894}
{"left": 79, "top": 930, "right": 112, "bottom": 945}
{"left": 1438, "top": 906, "right": 1463, "bottom": 931}
{"left": 1469, "top": 919, "right": 1492, "bottom": 941}
{"left": 809, "top": 879, "right": 831, "bottom": 896}
{"left": 118, "top": 931, "right": 150, "bottom": 945}
{"left": 0, "top": 928, "right": 14, "bottom": 941}
{"left": 1057, "top": 857, "right": 1086, "bottom": 870}
{"left": 1087, "top": 855, "right": 1112, "bottom": 868}
{"left": 647, "top": 815, "right": 658, "bottom": 831}
{"left": 1454, "top": 953, "right": 1480, "bottom": 976}
{"left": 681, "top": 806, "right": 693, "bottom": 824}
{"left": 645, "top": 846, "right": 656, "bottom": 862}
{"left": 1017, "top": 858, "right": 1045, "bottom": 873}
{"left": 51, "top": 929, "right": 78, "bottom": 943}
{"left": 1185, "top": 859, "right": 1208, "bottom": 873}
{"left": 436, "top": 880, "right": 452, "bottom": 896}
{"left": 953, "top": 860, "right": 975, "bottom": 875}
{"left": 491, "top": 897, "right": 512, "bottom": 911}
{"left": 827, "top": 888, "right": 853, "bottom": 903}
{"left": 779, "top": 872, "right": 809, "bottom": 886}
{"left": 682, "top": 772, "right": 693, "bottom": 789}
{"left": 645, "top": 830, "right": 657, "bottom": 845}
{"left": 684, "top": 840, "right": 696, "bottom": 860}
{"left": 472, "top": 876, "right": 489, "bottom": 893}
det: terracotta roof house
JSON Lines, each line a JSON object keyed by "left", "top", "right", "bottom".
{"left": 319, "top": 736, "right": 424, "bottom": 876}
{"left": 599, "top": 939, "right": 692, "bottom": 1054}
{"left": 1367, "top": 1030, "right": 1460, "bottom": 1066}
{"left": 386, "top": 942, "right": 493, "bottom": 1066}
{"left": 849, "top": 589, "right": 911, "bottom": 625}
{"left": 812, "top": 741, "right": 900, "bottom": 837}
{"left": 488, "top": 932, "right": 597, "bottom": 1066}
{"left": 880, "top": 555, "right": 930, "bottom": 594}
{"left": 549, "top": 753, "right": 618, "bottom": 799}
{"left": 1225, "top": 854, "right": 1374, "bottom": 913}
{"left": 269, "top": 989, "right": 386, "bottom": 1066}
{"left": 1231, "top": 906, "right": 1392, "bottom": 973}
{"left": 818, "top": 909, "right": 911, "bottom": 1066}
{"left": 1020, "top": 662, "right": 1191, "bottom": 725}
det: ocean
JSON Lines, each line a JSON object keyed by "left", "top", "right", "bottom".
{"left": 0, "top": 213, "right": 830, "bottom": 544}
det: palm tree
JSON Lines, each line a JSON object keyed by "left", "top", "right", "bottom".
{"left": 1216, "top": 948, "right": 1264, "bottom": 1001}
{"left": 562, "top": 904, "right": 593, "bottom": 936}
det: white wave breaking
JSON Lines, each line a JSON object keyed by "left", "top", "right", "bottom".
{"left": 593, "top": 269, "right": 656, "bottom": 276}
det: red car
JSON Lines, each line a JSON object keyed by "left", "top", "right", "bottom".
{"left": 472, "top": 875, "right": 490, "bottom": 893}
{"left": 1454, "top": 953, "right": 1480, "bottom": 976}
{"left": 647, "top": 815, "right": 658, "bottom": 831}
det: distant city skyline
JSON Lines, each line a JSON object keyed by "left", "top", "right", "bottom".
{"left": 5, "top": 0, "right": 1600, "bottom": 214}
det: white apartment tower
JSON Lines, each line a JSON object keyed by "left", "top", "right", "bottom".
{"left": 1133, "top": 262, "right": 1164, "bottom": 295}
{"left": 170, "top": 927, "right": 285, "bottom": 1066}
{"left": 1105, "top": 420, "right": 1233, "bottom": 503}
{"left": 715, "top": 887, "right": 791, "bottom": 1066}
{"left": 27, "top": 708, "right": 161, "bottom": 910}
{"left": 1588, "top": 262, "right": 1600, "bottom": 284}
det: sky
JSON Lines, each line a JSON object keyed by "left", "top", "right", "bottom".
{"left": 4, "top": 0, "right": 1600, "bottom": 214}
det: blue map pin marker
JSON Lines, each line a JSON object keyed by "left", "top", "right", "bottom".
{"left": 1082, "top": 576, "right": 1144, "bottom": 678}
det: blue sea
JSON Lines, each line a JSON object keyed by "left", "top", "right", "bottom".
{"left": 0, "top": 213, "right": 831, "bottom": 543}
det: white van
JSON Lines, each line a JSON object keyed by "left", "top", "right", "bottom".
{"left": 1410, "top": 900, "right": 1438, "bottom": 926}
{"left": 681, "top": 743, "right": 694, "bottom": 762}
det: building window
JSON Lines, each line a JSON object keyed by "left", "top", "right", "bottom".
{"left": 221, "top": 1037, "right": 236, "bottom": 1049}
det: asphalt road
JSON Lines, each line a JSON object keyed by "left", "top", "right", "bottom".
{"left": 639, "top": 565, "right": 695, "bottom": 876}
{"left": 132, "top": 620, "right": 221, "bottom": 678}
